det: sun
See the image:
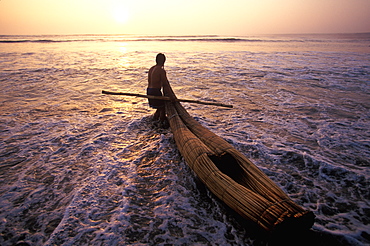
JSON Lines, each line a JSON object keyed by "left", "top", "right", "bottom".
{"left": 112, "top": 5, "right": 130, "bottom": 24}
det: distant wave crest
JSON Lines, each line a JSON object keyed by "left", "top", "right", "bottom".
{"left": 1, "top": 33, "right": 369, "bottom": 44}
{"left": 0, "top": 39, "right": 90, "bottom": 43}
{"left": 0, "top": 37, "right": 253, "bottom": 43}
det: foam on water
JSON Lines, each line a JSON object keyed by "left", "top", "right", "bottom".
{"left": 0, "top": 34, "right": 369, "bottom": 245}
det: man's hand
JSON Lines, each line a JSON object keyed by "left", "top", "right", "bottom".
{"left": 169, "top": 95, "right": 177, "bottom": 103}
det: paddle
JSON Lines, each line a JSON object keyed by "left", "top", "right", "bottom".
{"left": 102, "top": 90, "right": 233, "bottom": 108}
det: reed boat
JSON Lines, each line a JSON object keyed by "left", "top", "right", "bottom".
{"left": 165, "top": 101, "right": 315, "bottom": 232}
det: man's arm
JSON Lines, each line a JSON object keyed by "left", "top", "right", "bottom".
{"left": 161, "top": 70, "right": 177, "bottom": 101}
{"left": 148, "top": 66, "right": 153, "bottom": 87}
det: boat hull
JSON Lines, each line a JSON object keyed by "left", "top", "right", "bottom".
{"left": 166, "top": 102, "right": 314, "bottom": 232}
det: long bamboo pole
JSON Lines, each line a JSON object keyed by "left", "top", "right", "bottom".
{"left": 102, "top": 90, "right": 233, "bottom": 108}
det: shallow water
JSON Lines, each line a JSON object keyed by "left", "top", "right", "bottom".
{"left": 0, "top": 34, "right": 369, "bottom": 245}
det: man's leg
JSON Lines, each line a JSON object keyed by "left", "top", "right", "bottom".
{"left": 160, "top": 108, "right": 169, "bottom": 128}
{"left": 159, "top": 108, "right": 166, "bottom": 122}
{"left": 153, "top": 108, "right": 161, "bottom": 121}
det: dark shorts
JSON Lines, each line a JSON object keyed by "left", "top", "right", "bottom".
{"left": 147, "top": 88, "right": 164, "bottom": 109}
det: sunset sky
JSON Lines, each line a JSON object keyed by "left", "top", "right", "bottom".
{"left": 1, "top": 0, "right": 369, "bottom": 35}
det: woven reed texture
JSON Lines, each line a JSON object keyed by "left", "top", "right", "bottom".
{"left": 166, "top": 102, "right": 314, "bottom": 232}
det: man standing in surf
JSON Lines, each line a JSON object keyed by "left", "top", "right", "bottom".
{"left": 147, "top": 53, "right": 176, "bottom": 127}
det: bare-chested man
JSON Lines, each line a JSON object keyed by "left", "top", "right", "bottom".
{"left": 147, "top": 53, "right": 176, "bottom": 125}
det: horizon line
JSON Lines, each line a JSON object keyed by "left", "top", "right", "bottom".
{"left": 1, "top": 32, "right": 370, "bottom": 37}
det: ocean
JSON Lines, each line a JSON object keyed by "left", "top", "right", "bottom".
{"left": 0, "top": 34, "right": 369, "bottom": 245}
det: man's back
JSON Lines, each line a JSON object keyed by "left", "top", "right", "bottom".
{"left": 148, "top": 65, "right": 166, "bottom": 89}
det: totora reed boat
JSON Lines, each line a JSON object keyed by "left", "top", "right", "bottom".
{"left": 165, "top": 100, "right": 315, "bottom": 232}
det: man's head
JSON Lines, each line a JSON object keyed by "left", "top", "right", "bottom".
{"left": 156, "top": 53, "right": 166, "bottom": 65}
